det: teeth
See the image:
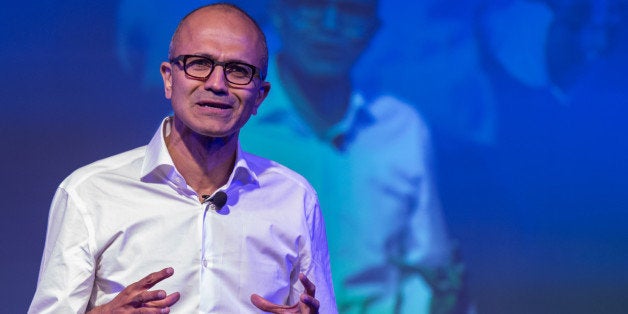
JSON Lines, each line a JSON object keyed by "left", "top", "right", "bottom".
{"left": 200, "top": 103, "right": 229, "bottom": 109}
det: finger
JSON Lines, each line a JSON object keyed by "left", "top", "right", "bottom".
{"left": 136, "top": 267, "right": 175, "bottom": 290}
{"left": 128, "top": 289, "right": 165, "bottom": 308}
{"left": 134, "top": 308, "right": 171, "bottom": 314}
{"left": 144, "top": 292, "right": 181, "bottom": 308}
{"left": 300, "top": 293, "right": 320, "bottom": 310}
{"left": 250, "top": 293, "right": 295, "bottom": 311}
{"left": 135, "top": 308, "right": 171, "bottom": 314}
{"left": 250, "top": 294, "right": 276, "bottom": 310}
{"left": 299, "top": 273, "right": 316, "bottom": 298}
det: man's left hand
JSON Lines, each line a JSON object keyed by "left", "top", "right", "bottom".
{"left": 250, "top": 273, "right": 319, "bottom": 314}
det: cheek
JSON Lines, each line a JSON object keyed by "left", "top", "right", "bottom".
{"left": 170, "top": 82, "right": 197, "bottom": 105}
{"left": 237, "top": 93, "right": 261, "bottom": 118}
{"left": 235, "top": 88, "right": 256, "bottom": 105}
{"left": 169, "top": 90, "right": 194, "bottom": 117}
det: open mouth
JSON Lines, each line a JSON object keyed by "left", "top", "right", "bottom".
{"left": 198, "top": 102, "right": 231, "bottom": 109}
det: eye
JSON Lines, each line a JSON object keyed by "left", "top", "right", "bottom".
{"left": 225, "top": 63, "right": 253, "bottom": 78}
{"left": 186, "top": 57, "right": 213, "bottom": 70}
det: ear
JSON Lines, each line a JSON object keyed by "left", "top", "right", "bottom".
{"left": 160, "top": 61, "right": 173, "bottom": 99}
{"left": 252, "top": 81, "right": 271, "bottom": 115}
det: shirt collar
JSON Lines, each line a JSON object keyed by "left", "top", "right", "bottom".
{"left": 258, "top": 57, "right": 375, "bottom": 143}
{"left": 140, "top": 117, "right": 177, "bottom": 183}
{"left": 140, "top": 117, "right": 259, "bottom": 190}
{"left": 231, "top": 144, "right": 259, "bottom": 187}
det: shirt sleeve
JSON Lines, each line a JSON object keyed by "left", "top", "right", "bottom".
{"left": 28, "top": 187, "right": 96, "bottom": 314}
{"left": 406, "top": 120, "right": 453, "bottom": 268}
{"left": 300, "top": 194, "right": 338, "bottom": 314}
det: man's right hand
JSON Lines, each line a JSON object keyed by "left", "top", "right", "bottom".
{"left": 86, "top": 267, "right": 180, "bottom": 314}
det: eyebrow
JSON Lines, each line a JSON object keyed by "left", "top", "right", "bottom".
{"left": 191, "top": 53, "right": 254, "bottom": 66}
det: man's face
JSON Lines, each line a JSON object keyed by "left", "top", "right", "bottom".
{"left": 160, "top": 8, "right": 270, "bottom": 139}
{"left": 274, "top": 0, "right": 379, "bottom": 78}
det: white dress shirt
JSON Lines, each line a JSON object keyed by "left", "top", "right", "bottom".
{"left": 29, "top": 118, "right": 337, "bottom": 313}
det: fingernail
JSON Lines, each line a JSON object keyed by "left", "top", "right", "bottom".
{"left": 166, "top": 267, "right": 174, "bottom": 275}
{"left": 158, "top": 291, "right": 166, "bottom": 298}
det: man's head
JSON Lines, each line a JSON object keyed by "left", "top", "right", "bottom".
{"left": 160, "top": 3, "right": 270, "bottom": 139}
{"left": 271, "top": 0, "right": 380, "bottom": 78}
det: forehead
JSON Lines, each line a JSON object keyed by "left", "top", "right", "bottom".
{"left": 173, "top": 8, "right": 263, "bottom": 63}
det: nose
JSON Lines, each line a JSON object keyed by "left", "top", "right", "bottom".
{"left": 203, "top": 65, "right": 229, "bottom": 94}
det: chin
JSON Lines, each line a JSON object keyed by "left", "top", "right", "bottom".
{"left": 199, "top": 129, "right": 235, "bottom": 139}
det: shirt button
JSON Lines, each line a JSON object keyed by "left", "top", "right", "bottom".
{"left": 202, "top": 259, "right": 208, "bottom": 268}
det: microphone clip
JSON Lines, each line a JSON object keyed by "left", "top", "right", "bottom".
{"left": 203, "top": 191, "right": 228, "bottom": 211}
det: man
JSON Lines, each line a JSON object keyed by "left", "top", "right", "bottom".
{"left": 240, "top": 0, "right": 466, "bottom": 313}
{"left": 29, "top": 4, "right": 336, "bottom": 313}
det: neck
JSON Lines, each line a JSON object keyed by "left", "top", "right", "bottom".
{"left": 165, "top": 117, "right": 236, "bottom": 199}
{"left": 277, "top": 53, "right": 352, "bottom": 137}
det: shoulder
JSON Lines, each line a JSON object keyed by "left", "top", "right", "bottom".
{"left": 240, "top": 150, "right": 318, "bottom": 196}
{"left": 59, "top": 146, "right": 147, "bottom": 191}
{"left": 366, "top": 94, "right": 431, "bottom": 137}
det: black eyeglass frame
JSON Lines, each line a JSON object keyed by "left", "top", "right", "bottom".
{"left": 169, "top": 54, "right": 264, "bottom": 85}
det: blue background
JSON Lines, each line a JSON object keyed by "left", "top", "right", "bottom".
{"left": 2, "top": 1, "right": 627, "bottom": 313}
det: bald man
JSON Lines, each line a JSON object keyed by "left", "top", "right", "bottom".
{"left": 29, "top": 4, "right": 336, "bottom": 313}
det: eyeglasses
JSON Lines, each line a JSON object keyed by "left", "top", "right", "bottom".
{"left": 169, "top": 55, "right": 263, "bottom": 85}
